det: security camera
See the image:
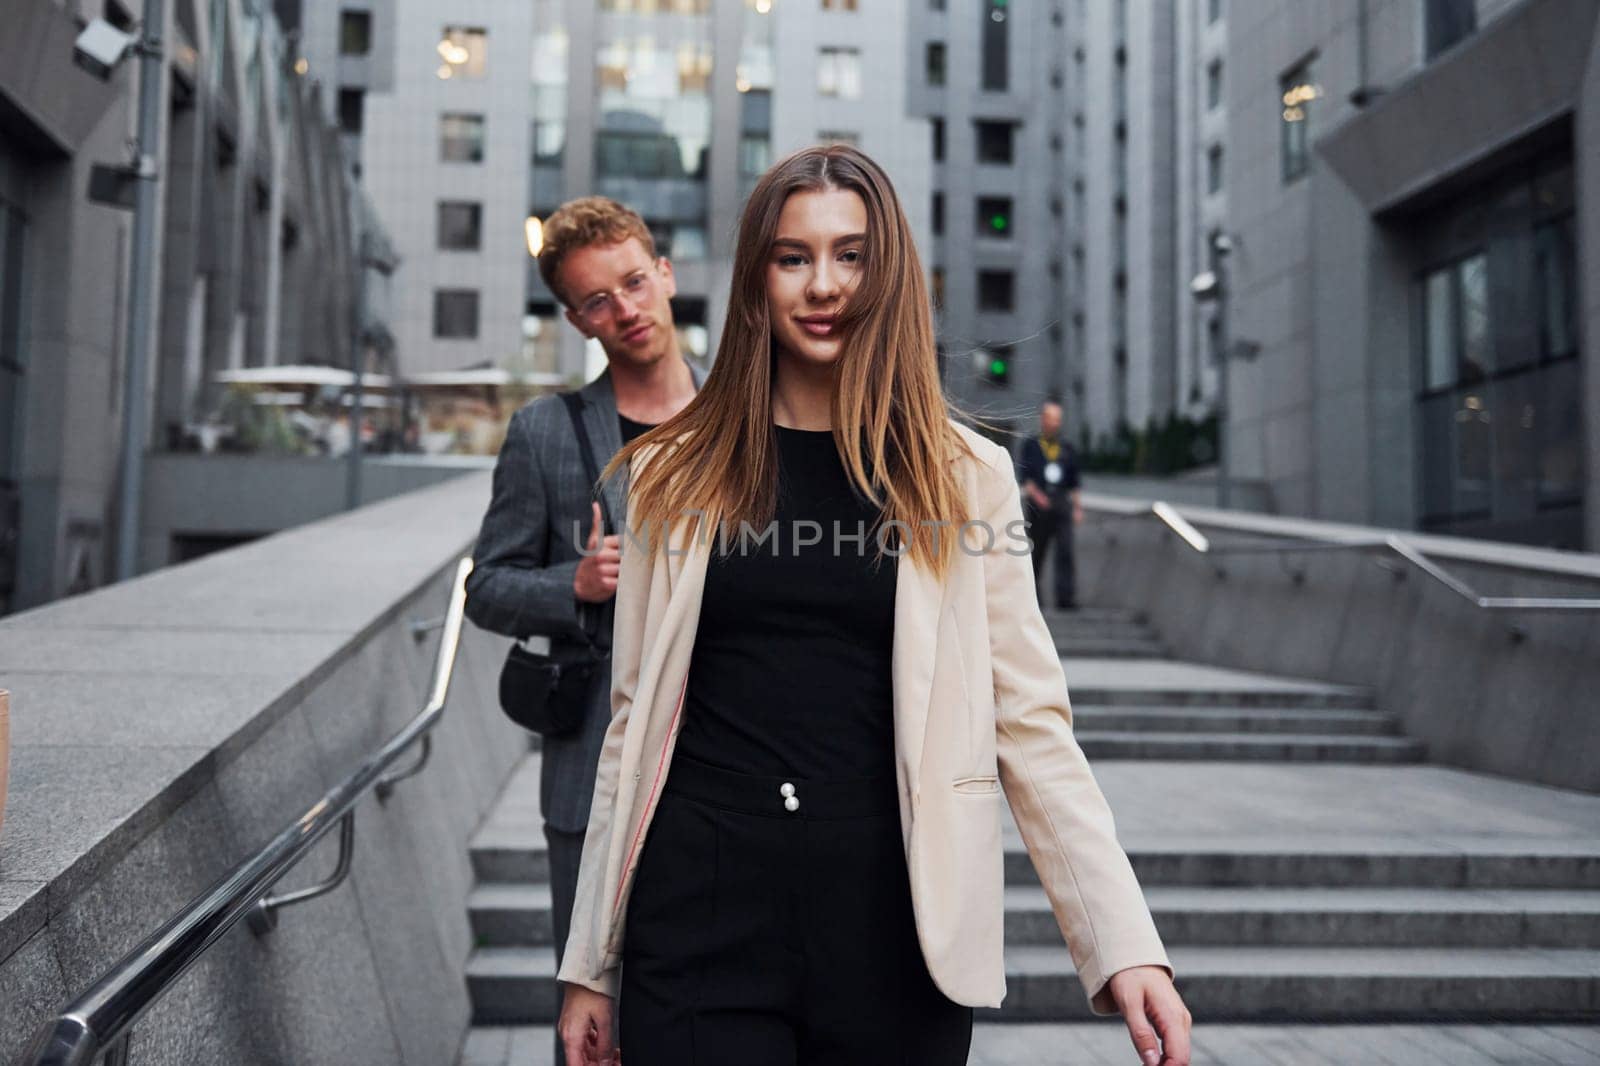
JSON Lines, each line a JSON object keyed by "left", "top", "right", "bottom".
{"left": 74, "top": 19, "right": 136, "bottom": 80}
{"left": 1189, "top": 270, "right": 1220, "bottom": 301}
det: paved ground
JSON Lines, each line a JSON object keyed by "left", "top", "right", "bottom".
{"left": 461, "top": 1022, "right": 1600, "bottom": 1065}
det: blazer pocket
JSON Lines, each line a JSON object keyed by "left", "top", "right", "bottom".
{"left": 952, "top": 775, "right": 1001, "bottom": 795}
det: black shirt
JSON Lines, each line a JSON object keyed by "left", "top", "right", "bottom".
{"left": 618, "top": 413, "right": 657, "bottom": 445}
{"left": 1017, "top": 435, "right": 1081, "bottom": 506}
{"left": 674, "top": 426, "right": 899, "bottom": 779}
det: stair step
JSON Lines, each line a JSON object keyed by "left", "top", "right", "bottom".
{"left": 1067, "top": 685, "right": 1373, "bottom": 710}
{"left": 1073, "top": 731, "right": 1426, "bottom": 762}
{"left": 468, "top": 948, "right": 561, "bottom": 1025}
{"left": 1072, "top": 705, "right": 1401, "bottom": 735}
{"left": 467, "top": 840, "right": 1600, "bottom": 893}
{"left": 1004, "top": 886, "right": 1600, "bottom": 947}
{"left": 459, "top": 1022, "right": 1600, "bottom": 1066}
{"left": 1061, "top": 660, "right": 1374, "bottom": 710}
{"left": 465, "top": 945, "right": 1600, "bottom": 1024}
{"left": 471, "top": 835, "right": 549, "bottom": 885}
{"left": 466, "top": 883, "right": 1600, "bottom": 954}
{"left": 1013, "top": 842, "right": 1600, "bottom": 889}
{"left": 1056, "top": 639, "right": 1170, "bottom": 658}
{"left": 986, "top": 945, "right": 1600, "bottom": 1022}
{"left": 1043, "top": 607, "right": 1147, "bottom": 626}
{"left": 471, "top": 883, "right": 555, "bottom": 947}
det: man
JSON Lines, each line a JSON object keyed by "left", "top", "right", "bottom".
{"left": 463, "top": 197, "right": 702, "bottom": 1041}
{"left": 1016, "top": 399, "right": 1083, "bottom": 610}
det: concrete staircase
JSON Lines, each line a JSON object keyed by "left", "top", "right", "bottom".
{"left": 458, "top": 608, "right": 1600, "bottom": 1039}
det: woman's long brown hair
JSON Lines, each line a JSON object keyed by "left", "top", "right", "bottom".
{"left": 600, "top": 144, "right": 977, "bottom": 578}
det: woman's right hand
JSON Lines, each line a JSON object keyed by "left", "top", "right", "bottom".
{"left": 559, "top": 983, "right": 619, "bottom": 1065}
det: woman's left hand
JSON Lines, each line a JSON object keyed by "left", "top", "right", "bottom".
{"left": 1107, "top": 965, "right": 1191, "bottom": 1066}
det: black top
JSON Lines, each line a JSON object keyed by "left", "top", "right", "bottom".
{"left": 1017, "top": 435, "right": 1081, "bottom": 505}
{"left": 618, "top": 413, "right": 657, "bottom": 445}
{"left": 674, "top": 426, "right": 899, "bottom": 779}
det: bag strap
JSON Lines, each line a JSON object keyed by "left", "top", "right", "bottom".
{"left": 560, "top": 391, "right": 615, "bottom": 536}
{"left": 559, "top": 391, "right": 612, "bottom": 655}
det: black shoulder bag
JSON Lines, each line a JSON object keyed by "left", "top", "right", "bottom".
{"left": 497, "top": 392, "right": 614, "bottom": 737}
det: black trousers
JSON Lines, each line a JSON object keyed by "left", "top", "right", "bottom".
{"left": 619, "top": 755, "right": 973, "bottom": 1065}
{"left": 1025, "top": 503, "right": 1076, "bottom": 608}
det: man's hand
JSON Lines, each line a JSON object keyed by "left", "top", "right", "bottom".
{"left": 1109, "top": 965, "right": 1191, "bottom": 1066}
{"left": 573, "top": 501, "right": 621, "bottom": 604}
{"left": 559, "top": 983, "right": 619, "bottom": 1065}
{"left": 1024, "top": 481, "right": 1052, "bottom": 511}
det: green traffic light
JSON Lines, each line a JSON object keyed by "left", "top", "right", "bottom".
{"left": 990, "top": 358, "right": 1007, "bottom": 375}
{"left": 990, "top": 214, "right": 1008, "bottom": 231}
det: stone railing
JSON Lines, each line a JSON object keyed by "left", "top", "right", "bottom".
{"left": 0, "top": 472, "right": 527, "bottom": 1065}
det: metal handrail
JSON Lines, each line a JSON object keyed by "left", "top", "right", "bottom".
{"left": 1088, "top": 500, "right": 1600, "bottom": 622}
{"left": 24, "top": 557, "right": 475, "bottom": 1066}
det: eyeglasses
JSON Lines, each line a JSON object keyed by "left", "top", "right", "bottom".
{"left": 576, "top": 268, "right": 658, "bottom": 324}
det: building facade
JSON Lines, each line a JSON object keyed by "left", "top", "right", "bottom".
{"left": 1, "top": 0, "right": 390, "bottom": 613}
{"left": 312, "top": 0, "right": 927, "bottom": 384}
{"left": 1221, "top": 0, "right": 1597, "bottom": 549}
{"left": 908, "top": 0, "right": 1074, "bottom": 435}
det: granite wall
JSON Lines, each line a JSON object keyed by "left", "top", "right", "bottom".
{"left": 1076, "top": 493, "right": 1600, "bottom": 794}
{"left": 0, "top": 473, "right": 525, "bottom": 1065}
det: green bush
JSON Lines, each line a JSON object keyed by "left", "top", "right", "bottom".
{"left": 1079, "top": 412, "right": 1218, "bottom": 475}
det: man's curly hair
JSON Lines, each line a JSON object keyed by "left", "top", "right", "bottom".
{"left": 536, "top": 196, "right": 657, "bottom": 308}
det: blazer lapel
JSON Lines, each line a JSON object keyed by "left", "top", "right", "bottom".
{"left": 578, "top": 371, "right": 628, "bottom": 527}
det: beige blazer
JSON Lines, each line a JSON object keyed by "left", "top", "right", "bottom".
{"left": 557, "top": 421, "right": 1172, "bottom": 1015}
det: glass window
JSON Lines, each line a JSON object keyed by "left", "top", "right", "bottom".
{"left": 1421, "top": 267, "right": 1455, "bottom": 392}
{"left": 1458, "top": 253, "right": 1489, "bottom": 383}
{"left": 1206, "top": 60, "right": 1223, "bottom": 111}
{"left": 739, "top": 134, "right": 771, "bottom": 177}
{"left": 600, "top": 0, "right": 710, "bottom": 9}
{"left": 1535, "top": 217, "right": 1577, "bottom": 358}
{"left": 930, "top": 0, "right": 946, "bottom": 9}
{"left": 817, "top": 130, "right": 859, "bottom": 146}
{"left": 1206, "top": 144, "right": 1224, "bottom": 194}
{"left": 437, "top": 26, "right": 487, "bottom": 80}
{"left": 440, "top": 113, "right": 485, "bottom": 162}
{"left": 1280, "top": 60, "right": 1318, "bottom": 183}
{"left": 532, "top": 25, "right": 568, "bottom": 167}
{"left": 817, "top": 47, "right": 862, "bottom": 99}
{"left": 982, "top": 0, "right": 1009, "bottom": 91}
{"left": 977, "top": 270, "right": 1014, "bottom": 312}
{"left": 931, "top": 117, "right": 945, "bottom": 161}
{"left": 821, "top": 0, "right": 858, "bottom": 8}
{"left": 976, "top": 196, "right": 1013, "bottom": 239}
{"left": 926, "top": 41, "right": 947, "bottom": 87}
{"left": 595, "top": 31, "right": 713, "bottom": 182}
{"left": 338, "top": 88, "right": 364, "bottom": 134}
{"left": 433, "top": 290, "right": 479, "bottom": 338}
{"left": 1425, "top": 0, "right": 1476, "bottom": 60}
{"left": 975, "top": 120, "right": 1015, "bottom": 164}
{"left": 597, "top": 131, "right": 694, "bottom": 180}
{"left": 437, "top": 201, "right": 482, "bottom": 250}
{"left": 931, "top": 267, "right": 945, "bottom": 310}
{"left": 932, "top": 192, "right": 943, "bottom": 235}
{"left": 340, "top": 9, "right": 371, "bottom": 55}
{"left": 1207, "top": 0, "right": 1222, "bottom": 24}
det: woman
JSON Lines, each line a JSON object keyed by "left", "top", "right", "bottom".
{"left": 557, "top": 145, "right": 1191, "bottom": 1066}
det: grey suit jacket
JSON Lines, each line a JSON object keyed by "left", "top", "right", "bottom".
{"left": 464, "top": 365, "right": 704, "bottom": 833}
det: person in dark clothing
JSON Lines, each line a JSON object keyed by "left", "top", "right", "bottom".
{"left": 463, "top": 196, "right": 701, "bottom": 1065}
{"left": 1015, "top": 399, "right": 1083, "bottom": 609}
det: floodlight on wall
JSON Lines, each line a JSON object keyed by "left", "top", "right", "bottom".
{"left": 1189, "top": 270, "right": 1220, "bottom": 301}
{"left": 73, "top": 18, "right": 137, "bottom": 80}
{"left": 525, "top": 216, "right": 544, "bottom": 257}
